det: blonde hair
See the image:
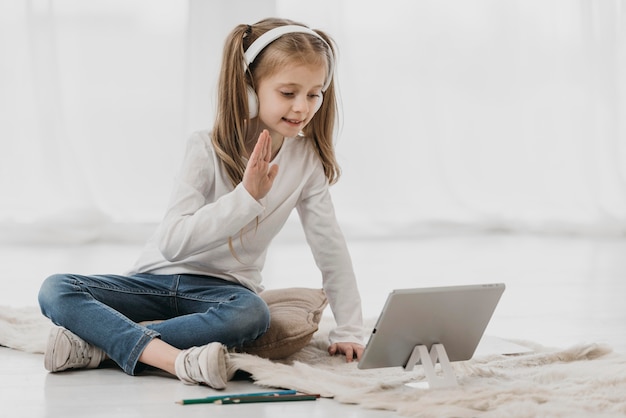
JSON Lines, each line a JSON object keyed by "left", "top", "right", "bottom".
{"left": 212, "top": 17, "right": 341, "bottom": 187}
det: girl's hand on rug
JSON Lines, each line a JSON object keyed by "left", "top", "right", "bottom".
{"left": 328, "top": 342, "right": 364, "bottom": 363}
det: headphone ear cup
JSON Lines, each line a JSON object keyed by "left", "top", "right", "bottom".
{"left": 247, "top": 85, "right": 258, "bottom": 119}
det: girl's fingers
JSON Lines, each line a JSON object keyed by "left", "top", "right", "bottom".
{"left": 264, "top": 131, "right": 272, "bottom": 161}
{"left": 251, "top": 130, "right": 269, "bottom": 163}
{"left": 261, "top": 130, "right": 271, "bottom": 162}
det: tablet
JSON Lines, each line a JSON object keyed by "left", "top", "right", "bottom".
{"left": 358, "top": 283, "right": 505, "bottom": 370}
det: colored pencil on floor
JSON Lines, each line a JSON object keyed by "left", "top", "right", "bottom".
{"left": 176, "top": 389, "right": 298, "bottom": 405}
{"left": 213, "top": 394, "right": 320, "bottom": 405}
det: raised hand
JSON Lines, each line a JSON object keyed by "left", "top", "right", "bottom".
{"left": 242, "top": 130, "right": 279, "bottom": 201}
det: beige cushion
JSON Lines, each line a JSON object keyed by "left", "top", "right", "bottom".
{"left": 241, "top": 287, "right": 328, "bottom": 359}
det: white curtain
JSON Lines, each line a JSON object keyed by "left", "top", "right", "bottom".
{"left": 1, "top": 0, "right": 624, "bottom": 244}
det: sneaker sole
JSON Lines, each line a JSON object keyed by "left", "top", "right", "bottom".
{"left": 44, "top": 327, "right": 66, "bottom": 372}
{"left": 204, "top": 343, "right": 228, "bottom": 389}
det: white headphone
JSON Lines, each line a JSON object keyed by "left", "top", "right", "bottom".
{"left": 243, "top": 25, "right": 335, "bottom": 119}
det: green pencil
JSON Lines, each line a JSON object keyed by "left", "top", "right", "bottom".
{"left": 214, "top": 394, "right": 320, "bottom": 405}
{"left": 176, "top": 389, "right": 297, "bottom": 405}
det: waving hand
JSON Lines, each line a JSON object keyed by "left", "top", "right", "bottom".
{"left": 243, "top": 130, "right": 279, "bottom": 201}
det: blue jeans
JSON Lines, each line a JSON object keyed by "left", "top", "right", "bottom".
{"left": 38, "top": 273, "right": 270, "bottom": 375}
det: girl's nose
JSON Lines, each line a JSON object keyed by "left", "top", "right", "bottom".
{"left": 292, "top": 95, "right": 310, "bottom": 113}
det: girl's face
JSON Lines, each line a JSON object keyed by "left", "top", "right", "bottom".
{"left": 255, "top": 61, "right": 327, "bottom": 140}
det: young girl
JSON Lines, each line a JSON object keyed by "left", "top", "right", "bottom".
{"left": 38, "top": 17, "right": 364, "bottom": 389}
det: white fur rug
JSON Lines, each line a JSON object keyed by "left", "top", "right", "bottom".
{"left": 2, "top": 306, "right": 626, "bottom": 417}
{"left": 231, "top": 332, "right": 626, "bottom": 418}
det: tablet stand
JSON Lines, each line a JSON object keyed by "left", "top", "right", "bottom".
{"left": 404, "top": 344, "right": 458, "bottom": 389}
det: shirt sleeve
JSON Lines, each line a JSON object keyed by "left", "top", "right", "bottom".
{"left": 296, "top": 167, "right": 365, "bottom": 345}
{"left": 157, "top": 132, "right": 265, "bottom": 262}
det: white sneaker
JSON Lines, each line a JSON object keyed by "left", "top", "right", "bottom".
{"left": 175, "top": 343, "right": 235, "bottom": 389}
{"left": 44, "top": 327, "right": 106, "bottom": 372}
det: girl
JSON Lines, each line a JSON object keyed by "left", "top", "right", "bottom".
{"left": 38, "top": 17, "right": 364, "bottom": 389}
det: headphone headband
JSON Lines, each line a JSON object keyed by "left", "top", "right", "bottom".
{"left": 244, "top": 25, "right": 334, "bottom": 92}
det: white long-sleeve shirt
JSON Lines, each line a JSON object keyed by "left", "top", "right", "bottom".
{"left": 128, "top": 130, "right": 364, "bottom": 344}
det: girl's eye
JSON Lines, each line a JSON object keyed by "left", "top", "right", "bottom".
{"left": 308, "top": 93, "right": 321, "bottom": 99}
{"left": 280, "top": 91, "right": 294, "bottom": 97}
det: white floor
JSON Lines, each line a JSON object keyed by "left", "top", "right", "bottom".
{"left": 2, "top": 232, "right": 626, "bottom": 417}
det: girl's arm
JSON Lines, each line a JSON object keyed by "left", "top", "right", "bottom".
{"left": 157, "top": 131, "right": 265, "bottom": 262}
{"left": 296, "top": 173, "right": 365, "bottom": 347}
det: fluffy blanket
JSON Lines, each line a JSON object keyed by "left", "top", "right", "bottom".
{"left": 2, "top": 306, "right": 626, "bottom": 417}
{"left": 230, "top": 331, "right": 626, "bottom": 418}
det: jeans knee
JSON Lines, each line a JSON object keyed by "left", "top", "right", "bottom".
{"left": 38, "top": 274, "right": 72, "bottom": 315}
{"left": 238, "top": 293, "right": 271, "bottom": 340}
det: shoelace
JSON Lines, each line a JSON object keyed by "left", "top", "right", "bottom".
{"left": 66, "top": 334, "right": 93, "bottom": 367}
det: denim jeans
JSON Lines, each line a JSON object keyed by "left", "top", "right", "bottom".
{"left": 38, "top": 273, "right": 270, "bottom": 375}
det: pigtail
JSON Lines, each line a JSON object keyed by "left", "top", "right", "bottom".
{"left": 211, "top": 24, "right": 253, "bottom": 188}
{"left": 302, "top": 30, "right": 341, "bottom": 185}
{"left": 212, "top": 24, "right": 264, "bottom": 260}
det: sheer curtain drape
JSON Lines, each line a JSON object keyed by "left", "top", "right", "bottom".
{"left": 1, "top": 0, "right": 624, "bottom": 244}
